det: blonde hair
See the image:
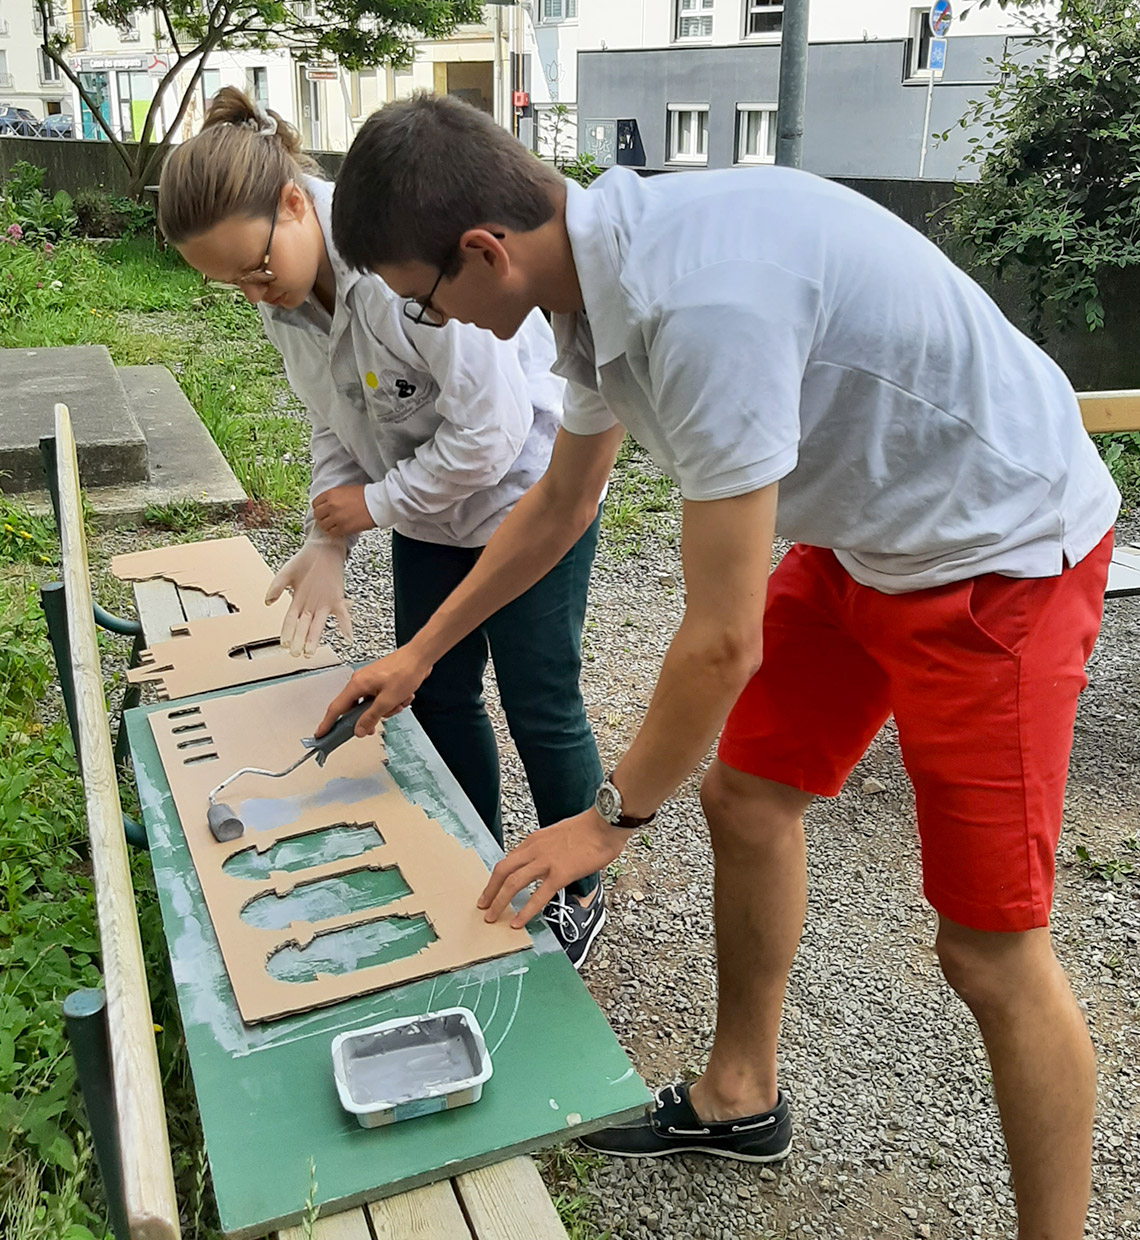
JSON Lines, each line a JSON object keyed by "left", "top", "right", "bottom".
{"left": 158, "top": 86, "right": 321, "bottom": 243}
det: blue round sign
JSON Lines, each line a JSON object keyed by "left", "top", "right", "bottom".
{"left": 930, "top": 0, "right": 952, "bottom": 36}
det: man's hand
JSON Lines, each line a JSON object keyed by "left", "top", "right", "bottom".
{"left": 315, "top": 646, "right": 431, "bottom": 738}
{"left": 478, "top": 809, "right": 630, "bottom": 929}
{"left": 266, "top": 539, "right": 352, "bottom": 657}
{"left": 312, "top": 485, "right": 376, "bottom": 538}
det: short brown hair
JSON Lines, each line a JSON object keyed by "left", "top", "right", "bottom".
{"left": 332, "top": 92, "right": 562, "bottom": 275}
{"left": 158, "top": 86, "right": 320, "bottom": 244}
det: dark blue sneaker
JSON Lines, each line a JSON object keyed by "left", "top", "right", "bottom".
{"left": 580, "top": 1081, "right": 792, "bottom": 1162}
{"left": 542, "top": 882, "right": 606, "bottom": 970}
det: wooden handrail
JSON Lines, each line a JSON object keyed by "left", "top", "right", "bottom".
{"left": 1078, "top": 390, "right": 1140, "bottom": 435}
{"left": 55, "top": 403, "right": 180, "bottom": 1240}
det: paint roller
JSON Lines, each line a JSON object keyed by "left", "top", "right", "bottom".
{"left": 206, "top": 698, "right": 375, "bottom": 842}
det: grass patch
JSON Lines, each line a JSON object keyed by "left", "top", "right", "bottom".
{"left": 601, "top": 439, "right": 680, "bottom": 559}
{"left": 537, "top": 1145, "right": 611, "bottom": 1240}
{"left": 4, "top": 238, "right": 309, "bottom": 512}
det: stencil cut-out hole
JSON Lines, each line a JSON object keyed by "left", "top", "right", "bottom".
{"left": 267, "top": 915, "right": 437, "bottom": 983}
{"left": 172, "top": 721, "right": 207, "bottom": 735}
{"left": 167, "top": 706, "right": 201, "bottom": 719}
{"left": 223, "top": 824, "right": 384, "bottom": 879}
{"left": 228, "top": 638, "right": 282, "bottom": 661}
{"left": 177, "top": 736, "right": 215, "bottom": 750}
{"left": 240, "top": 866, "right": 412, "bottom": 930}
{"left": 183, "top": 752, "right": 219, "bottom": 765}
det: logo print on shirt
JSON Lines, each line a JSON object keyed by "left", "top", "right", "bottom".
{"left": 395, "top": 379, "right": 417, "bottom": 399}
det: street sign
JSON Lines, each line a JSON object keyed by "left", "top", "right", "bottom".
{"left": 929, "top": 0, "right": 952, "bottom": 36}
{"left": 928, "top": 37, "right": 947, "bottom": 72}
{"left": 305, "top": 65, "right": 338, "bottom": 81}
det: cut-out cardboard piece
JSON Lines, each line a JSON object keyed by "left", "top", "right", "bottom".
{"left": 111, "top": 536, "right": 340, "bottom": 699}
{"left": 148, "top": 667, "right": 531, "bottom": 1023}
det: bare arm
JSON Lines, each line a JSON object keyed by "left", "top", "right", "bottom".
{"left": 316, "top": 424, "right": 625, "bottom": 735}
{"left": 479, "top": 481, "right": 779, "bottom": 926}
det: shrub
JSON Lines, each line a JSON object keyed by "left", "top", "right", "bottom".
{"left": 0, "top": 162, "right": 76, "bottom": 245}
{"left": 73, "top": 188, "right": 155, "bottom": 240}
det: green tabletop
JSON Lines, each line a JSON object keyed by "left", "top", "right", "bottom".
{"left": 126, "top": 672, "right": 649, "bottom": 1238}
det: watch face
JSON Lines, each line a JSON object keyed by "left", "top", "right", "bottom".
{"left": 595, "top": 784, "right": 620, "bottom": 821}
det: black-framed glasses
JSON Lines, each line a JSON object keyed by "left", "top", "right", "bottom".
{"left": 239, "top": 199, "right": 280, "bottom": 288}
{"left": 403, "top": 260, "right": 449, "bottom": 328}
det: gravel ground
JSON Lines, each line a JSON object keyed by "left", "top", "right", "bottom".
{"left": 91, "top": 491, "right": 1140, "bottom": 1240}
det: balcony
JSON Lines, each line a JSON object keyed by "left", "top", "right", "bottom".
{"left": 0, "top": 20, "right": 10, "bottom": 36}
{"left": 0, "top": 73, "right": 14, "bottom": 89}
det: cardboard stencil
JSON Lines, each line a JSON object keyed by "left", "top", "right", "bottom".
{"left": 147, "top": 667, "right": 531, "bottom": 1023}
{"left": 111, "top": 536, "right": 340, "bottom": 699}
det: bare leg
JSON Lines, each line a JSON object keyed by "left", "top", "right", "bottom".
{"left": 689, "top": 760, "right": 813, "bottom": 1121}
{"left": 936, "top": 918, "right": 1095, "bottom": 1240}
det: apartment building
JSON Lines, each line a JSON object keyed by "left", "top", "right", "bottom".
{"left": 568, "top": 0, "right": 1037, "bottom": 178}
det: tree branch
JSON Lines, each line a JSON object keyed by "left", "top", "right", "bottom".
{"left": 36, "top": 0, "right": 132, "bottom": 170}
{"left": 156, "top": 0, "right": 183, "bottom": 57}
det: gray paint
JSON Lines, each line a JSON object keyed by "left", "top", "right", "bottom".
{"left": 577, "top": 36, "right": 1022, "bottom": 179}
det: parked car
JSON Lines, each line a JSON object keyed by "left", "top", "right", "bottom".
{"left": 39, "top": 114, "right": 74, "bottom": 139}
{"left": 0, "top": 105, "right": 43, "bottom": 137}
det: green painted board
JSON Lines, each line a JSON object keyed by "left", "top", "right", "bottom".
{"left": 126, "top": 672, "right": 650, "bottom": 1238}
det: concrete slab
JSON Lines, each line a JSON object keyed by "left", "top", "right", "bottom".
{"left": 0, "top": 346, "right": 148, "bottom": 492}
{"left": 21, "top": 365, "right": 248, "bottom": 526}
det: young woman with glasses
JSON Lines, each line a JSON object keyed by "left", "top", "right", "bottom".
{"left": 156, "top": 87, "right": 609, "bottom": 967}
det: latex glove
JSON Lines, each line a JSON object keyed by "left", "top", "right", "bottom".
{"left": 312, "top": 485, "right": 376, "bottom": 538}
{"left": 265, "top": 539, "right": 353, "bottom": 657}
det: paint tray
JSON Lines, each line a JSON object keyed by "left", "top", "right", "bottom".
{"left": 331, "top": 1007, "right": 493, "bottom": 1128}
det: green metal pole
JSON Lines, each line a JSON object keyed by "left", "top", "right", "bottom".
{"left": 40, "top": 582, "right": 81, "bottom": 764}
{"left": 62, "top": 989, "right": 131, "bottom": 1240}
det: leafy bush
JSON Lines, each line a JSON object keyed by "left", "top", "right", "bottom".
{"left": 941, "top": 0, "right": 1140, "bottom": 338}
{"left": 561, "top": 153, "right": 603, "bottom": 188}
{"left": 73, "top": 188, "right": 155, "bottom": 240}
{"left": 0, "top": 162, "right": 76, "bottom": 245}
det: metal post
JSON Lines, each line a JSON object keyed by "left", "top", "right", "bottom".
{"left": 775, "top": 0, "right": 810, "bottom": 168}
{"left": 918, "top": 69, "right": 936, "bottom": 176}
{"left": 40, "top": 582, "right": 81, "bottom": 764}
{"left": 63, "top": 989, "right": 131, "bottom": 1240}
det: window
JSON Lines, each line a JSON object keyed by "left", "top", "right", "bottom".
{"left": 736, "top": 105, "right": 777, "bottom": 163}
{"left": 201, "top": 68, "right": 222, "bottom": 110}
{"left": 744, "top": 0, "right": 783, "bottom": 37}
{"left": 247, "top": 66, "right": 269, "bottom": 106}
{"left": 908, "top": 6, "right": 935, "bottom": 77}
{"left": 118, "top": 13, "right": 140, "bottom": 41}
{"left": 0, "top": 50, "right": 10, "bottom": 90}
{"left": 540, "top": 0, "right": 577, "bottom": 21}
{"left": 676, "top": 0, "right": 713, "bottom": 40}
{"left": 39, "top": 47, "right": 62, "bottom": 83}
{"left": 667, "top": 105, "right": 709, "bottom": 164}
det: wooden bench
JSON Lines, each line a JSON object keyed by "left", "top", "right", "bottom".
{"left": 1078, "top": 390, "right": 1140, "bottom": 599}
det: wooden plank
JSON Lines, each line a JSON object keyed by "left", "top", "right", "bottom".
{"left": 1078, "top": 390, "right": 1140, "bottom": 434}
{"left": 367, "top": 1181, "right": 473, "bottom": 1239}
{"left": 454, "top": 1158, "right": 567, "bottom": 1240}
{"left": 178, "top": 586, "right": 230, "bottom": 621}
{"left": 277, "top": 1206, "right": 373, "bottom": 1239}
{"left": 54, "top": 405, "right": 181, "bottom": 1240}
{"left": 132, "top": 579, "right": 186, "bottom": 644}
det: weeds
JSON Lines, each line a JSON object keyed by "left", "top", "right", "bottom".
{"left": 538, "top": 1145, "right": 611, "bottom": 1240}
{"left": 1075, "top": 839, "right": 1138, "bottom": 885}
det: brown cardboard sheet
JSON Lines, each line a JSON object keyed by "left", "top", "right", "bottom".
{"left": 147, "top": 667, "right": 531, "bottom": 1023}
{"left": 111, "top": 536, "right": 339, "bottom": 698}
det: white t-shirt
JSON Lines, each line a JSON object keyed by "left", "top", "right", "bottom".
{"left": 553, "top": 166, "right": 1119, "bottom": 592}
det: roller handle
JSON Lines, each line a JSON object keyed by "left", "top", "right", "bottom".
{"left": 301, "top": 697, "right": 375, "bottom": 766}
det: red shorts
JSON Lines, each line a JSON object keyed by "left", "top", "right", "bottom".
{"left": 718, "top": 533, "right": 1113, "bottom": 932}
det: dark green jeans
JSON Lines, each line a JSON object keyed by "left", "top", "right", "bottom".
{"left": 392, "top": 510, "right": 603, "bottom": 899}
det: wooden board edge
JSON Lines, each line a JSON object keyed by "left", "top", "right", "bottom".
{"left": 1078, "top": 390, "right": 1140, "bottom": 434}
{"left": 54, "top": 405, "right": 181, "bottom": 1240}
{"left": 454, "top": 1157, "right": 568, "bottom": 1240}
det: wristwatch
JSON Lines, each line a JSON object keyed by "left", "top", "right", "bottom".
{"left": 594, "top": 772, "right": 657, "bottom": 830}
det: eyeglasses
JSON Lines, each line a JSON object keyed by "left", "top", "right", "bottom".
{"left": 402, "top": 233, "right": 506, "bottom": 329}
{"left": 403, "top": 259, "right": 449, "bottom": 328}
{"left": 237, "top": 199, "right": 280, "bottom": 288}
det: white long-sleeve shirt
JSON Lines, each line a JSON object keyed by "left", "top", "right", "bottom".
{"left": 259, "top": 177, "right": 563, "bottom": 548}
